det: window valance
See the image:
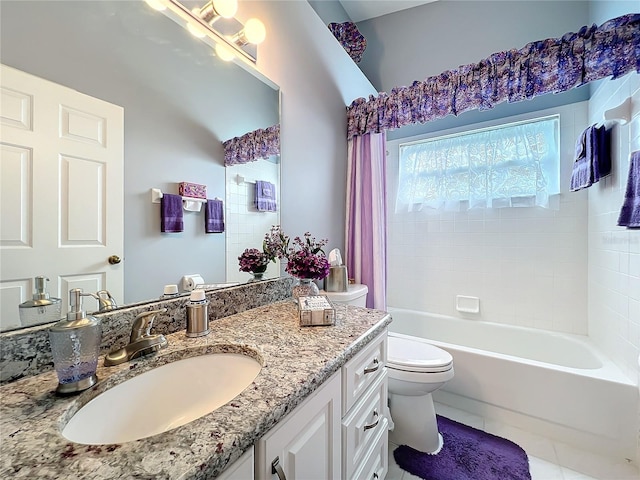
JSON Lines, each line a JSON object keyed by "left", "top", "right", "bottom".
{"left": 223, "top": 124, "right": 280, "bottom": 166}
{"left": 347, "top": 14, "right": 639, "bottom": 139}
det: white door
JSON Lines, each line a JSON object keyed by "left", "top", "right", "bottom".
{"left": 0, "top": 64, "right": 124, "bottom": 330}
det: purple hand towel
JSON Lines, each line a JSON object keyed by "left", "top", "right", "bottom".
{"left": 161, "top": 193, "right": 183, "bottom": 233}
{"left": 255, "top": 181, "right": 277, "bottom": 212}
{"left": 617, "top": 150, "right": 640, "bottom": 228}
{"left": 205, "top": 198, "right": 224, "bottom": 233}
{"left": 592, "top": 125, "right": 611, "bottom": 182}
{"left": 570, "top": 125, "right": 610, "bottom": 191}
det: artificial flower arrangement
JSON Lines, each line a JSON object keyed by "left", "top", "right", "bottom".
{"left": 263, "top": 225, "right": 330, "bottom": 280}
{"left": 238, "top": 248, "right": 270, "bottom": 274}
{"left": 238, "top": 225, "right": 285, "bottom": 275}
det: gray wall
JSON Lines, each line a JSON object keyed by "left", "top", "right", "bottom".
{"left": 308, "top": 0, "right": 352, "bottom": 25}
{"left": 589, "top": 0, "right": 637, "bottom": 24}
{"left": 357, "top": 1, "right": 591, "bottom": 93}
{"left": 247, "top": 0, "right": 376, "bottom": 258}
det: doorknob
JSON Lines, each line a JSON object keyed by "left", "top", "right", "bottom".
{"left": 108, "top": 255, "right": 122, "bottom": 265}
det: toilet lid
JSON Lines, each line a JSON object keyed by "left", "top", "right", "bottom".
{"left": 388, "top": 335, "right": 453, "bottom": 373}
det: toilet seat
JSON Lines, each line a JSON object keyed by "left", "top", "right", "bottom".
{"left": 388, "top": 334, "right": 453, "bottom": 373}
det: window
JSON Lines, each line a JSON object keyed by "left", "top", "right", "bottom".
{"left": 397, "top": 115, "right": 560, "bottom": 211}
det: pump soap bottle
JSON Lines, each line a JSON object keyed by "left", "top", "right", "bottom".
{"left": 18, "top": 276, "right": 62, "bottom": 327}
{"left": 49, "top": 289, "right": 102, "bottom": 394}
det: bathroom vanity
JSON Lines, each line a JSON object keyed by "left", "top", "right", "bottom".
{"left": 0, "top": 300, "right": 390, "bottom": 479}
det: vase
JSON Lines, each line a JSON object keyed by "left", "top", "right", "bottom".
{"left": 292, "top": 278, "right": 320, "bottom": 300}
{"left": 249, "top": 265, "right": 267, "bottom": 281}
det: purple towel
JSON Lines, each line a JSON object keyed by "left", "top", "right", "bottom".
{"left": 570, "top": 125, "right": 610, "bottom": 191}
{"left": 255, "top": 181, "right": 277, "bottom": 212}
{"left": 160, "top": 194, "right": 183, "bottom": 233}
{"left": 205, "top": 198, "right": 224, "bottom": 233}
{"left": 617, "top": 151, "right": 640, "bottom": 228}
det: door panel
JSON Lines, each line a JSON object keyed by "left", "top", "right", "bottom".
{"left": 0, "top": 64, "right": 124, "bottom": 329}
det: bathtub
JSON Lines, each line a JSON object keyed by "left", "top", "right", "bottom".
{"left": 387, "top": 307, "right": 638, "bottom": 461}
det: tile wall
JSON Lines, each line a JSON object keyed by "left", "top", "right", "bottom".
{"left": 386, "top": 102, "right": 590, "bottom": 335}
{"left": 587, "top": 72, "right": 640, "bottom": 382}
{"left": 225, "top": 160, "right": 281, "bottom": 283}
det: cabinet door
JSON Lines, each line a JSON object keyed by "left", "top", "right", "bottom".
{"left": 256, "top": 371, "right": 341, "bottom": 480}
{"left": 217, "top": 447, "right": 254, "bottom": 480}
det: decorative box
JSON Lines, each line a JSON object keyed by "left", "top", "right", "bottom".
{"left": 178, "top": 182, "right": 207, "bottom": 199}
{"left": 298, "top": 295, "right": 336, "bottom": 327}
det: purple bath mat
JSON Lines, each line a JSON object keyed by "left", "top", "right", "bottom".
{"left": 394, "top": 415, "right": 532, "bottom": 480}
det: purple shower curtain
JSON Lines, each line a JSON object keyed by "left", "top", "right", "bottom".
{"left": 346, "top": 132, "right": 387, "bottom": 310}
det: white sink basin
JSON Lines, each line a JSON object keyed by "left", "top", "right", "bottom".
{"left": 62, "top": 353, "right": 261, "bottom": 445}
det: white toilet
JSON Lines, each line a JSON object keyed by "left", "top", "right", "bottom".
{"left": 321, "top": 283, "right": 369, "bottom": 307}
{"left": 387, "top": 332, "right": 454, "bottom": 453}
{"left": 323, "top": 285, "right": 455, "bottom": 454}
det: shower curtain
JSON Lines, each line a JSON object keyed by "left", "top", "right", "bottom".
{"left": 346, "top": 132, "right": 387, "bottom": 310}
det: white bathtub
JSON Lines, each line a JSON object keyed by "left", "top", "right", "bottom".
{"left": 387, "top": 307, "right": 638, "bottom": 461}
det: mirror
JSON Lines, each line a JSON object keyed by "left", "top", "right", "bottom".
{"left": 0, "top": 1, "right": 280, "bottom": 331}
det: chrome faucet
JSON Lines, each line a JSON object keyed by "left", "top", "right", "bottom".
{"left": 90, "top": 290, "right": 118, "bottom": 312}
{"left": 104, "top": 308, "right": 168, "bottom": 366}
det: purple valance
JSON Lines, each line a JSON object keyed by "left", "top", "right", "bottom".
{"left": 223, "top": 124, "right": 280, "bottom": 166}
{"left": 328, "top": 21, "right": 367, "bottom": 64}
{"left": 347, "top": 14, "right": 640, "bottom": 139}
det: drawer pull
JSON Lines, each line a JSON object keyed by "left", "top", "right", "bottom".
{"left": 364, "top": 409, "right": 379, "bottom": 431}
{"left": 271, "top": 456, "right": 287, "bottom": 480}
{"left": 364, "top": 358, "right": 379, "bottom": 375}
{"left": 373, "top": 474, "right": 379, "bottom": 479}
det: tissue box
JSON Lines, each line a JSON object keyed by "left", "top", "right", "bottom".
{"left": 298, "top": 295, "right": 335, "bottom": 327}
{"left": 178, "top": 182, "right": 207, "bottom": 199}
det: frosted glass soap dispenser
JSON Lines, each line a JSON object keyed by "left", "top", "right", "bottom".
{"left": 49, "top": 289, "right": 102, "bottom": 395}
{"left": 18, "top": 276, "right": 62, "bottom": 327}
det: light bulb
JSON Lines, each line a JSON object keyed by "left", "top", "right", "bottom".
{"left": 187, "top": 14, "right": 206, "bottom": 39}
{"left": 212, "top": 0, "right": 237, "bottom": 19}
{"left": 243, "top": 18, "right": 266, "bottom": 45}
{"left": 215, "top": 43, "right": 235, "bottom": 62}
{"left": 187, "top": 24, "right": 206, "bottom": 38}
{"left": 144, "top": 0, "right": 166, "bottom": 11}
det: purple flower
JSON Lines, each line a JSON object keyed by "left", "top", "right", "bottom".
{"left": 238, "top": 248, "right": 269, "bottom": 273}
{"left": 263, "top": 225, "right": 289, "bottom": 261}
{"left": 257, "top": 226, "right": 331, "bottom": 280}
{"left": 285, "top": 250, "right": 330, "bottom": 280}
{"left": 285, "top": 232, "right": 330, "bottom": 280}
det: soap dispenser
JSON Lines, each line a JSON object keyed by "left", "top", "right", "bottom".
{"left": 48, "top": 289, "right": 102, "bottom": 395}
{"left": 18, "top": 276, "right": 62, "bottom": 327}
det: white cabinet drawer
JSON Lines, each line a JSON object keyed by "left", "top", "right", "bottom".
{"left": 349, "top": 414, "right": 389, "bottom": 480}
{"left": 342, "top": 369, "right": 388, "bottom": 479}
{"left": 342, "top": 330, "right": 387, "bottom": 414}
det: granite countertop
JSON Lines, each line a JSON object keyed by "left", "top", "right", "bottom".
{"left": 0, "top": 301, "right": 391, "bottom": 479}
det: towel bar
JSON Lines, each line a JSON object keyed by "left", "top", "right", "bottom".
{"left": 150, "top": 188, "right": 208, "bottom": 212}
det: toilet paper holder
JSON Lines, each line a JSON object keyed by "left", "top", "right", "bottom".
{"left": 181, "top": 274, "right": 205, "bottom": 292}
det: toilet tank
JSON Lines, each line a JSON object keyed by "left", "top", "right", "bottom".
{"left": 322, "top": 284, "right": 368, "bottom": 307}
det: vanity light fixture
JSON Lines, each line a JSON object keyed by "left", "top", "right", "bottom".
{"left": 231, "top": 18, "right": 266, "bottom": 46}
{"left": 187, "top": 0, "right": 237, "bottom": 38}
{"left": 215, "top": 43, "right": 236, "bottom": 62}
{"left": 152, "top": 0, "right": 265, "bottom": 64}
{"left": 195, "top": 0, "right": 238, "bottom": 24}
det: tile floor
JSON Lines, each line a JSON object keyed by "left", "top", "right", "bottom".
{"left": 385, "top": 403, "right": 640, "bottom": 480}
